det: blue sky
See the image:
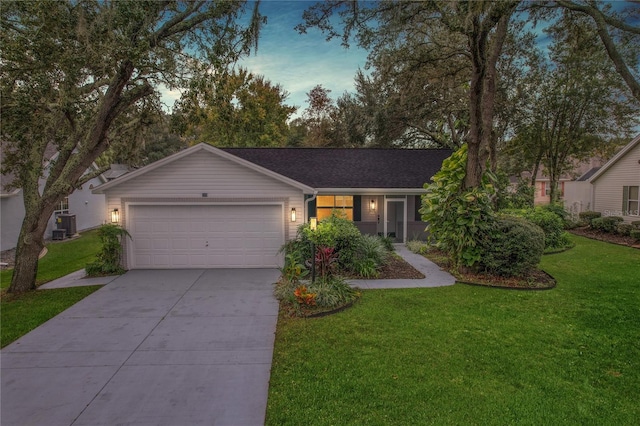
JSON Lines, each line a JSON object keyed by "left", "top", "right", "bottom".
{"left": 161, "top": 0, "right": 368, "bottom": 117}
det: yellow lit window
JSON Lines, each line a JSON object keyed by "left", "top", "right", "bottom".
{"left": 317, "top": 195, "right": 353, "bottom": 221}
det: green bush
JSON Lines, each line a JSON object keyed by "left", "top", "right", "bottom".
{"left": 631, "top": 221, "right": 640, "bottom": 230}
{"left": 617, "top": 223, "right": 633, "bottom": 237}
{"left": 495, "top": 172, "right": 534, "bottom": 210}
{"left": 524, "top": 207, "right": 566, "bottom": 249}
{"left": 274, "top": 275, "right": 359, "bottom": 314}
{"left": 541, "top": 203, "right": 568, "bottom": 226}
{"left": 406, "top": 240, "right": 431, "bottom": 255}
{"left": 479, "top": 216, "right": 545, "bottom": 277}
{"left": 300, "top": 212, "right": 363, "bottom": 271}
{"left": 591, "top": 216, "right": 624, "bottom": 233}
{"left": 379, "top": 236, "right": 395, "bottom": 252}
{"left": 85, "top": 224, "right": 130, "bottom": 276}
{"left": 500, "top": 207, "right": 568, "bottom": 249}
{"left": 420, "top": 144, "right": 495, "bottom": 267}
{"left": 579, "top": 211, "right": 601, "bottom": 226}
{"left": 630, "top": 229, "right": 640, "bottom": 241}
{"left": 356, "top": 234, "right": 389, "bottom": 265}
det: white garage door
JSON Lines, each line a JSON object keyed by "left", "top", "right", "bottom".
{"left": 128, "top": 204, "right": 284, "bottom": 269}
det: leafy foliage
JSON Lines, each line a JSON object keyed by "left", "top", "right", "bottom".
{"left": 495, "top": 173, "right": 535, "bottom": 210}
{"left": 479, "top": 216, "right": 545, "bottom": 277}
{"left": 420, "top": 145, "right": 495, "bottom": 267}
{"left": 85, "top": 224, "right": 130, "bottom": 276}
{"left": 1, "top": 0, "right": 263, "bottom": 293}
{"left": 591, "top": 216, "right": 624, "bottom": 234}
{"left": 174, "top": 68, "right": 296, "bottom": 147}
{"left": 579, "top": 211, "right": 602, "bottom": 226}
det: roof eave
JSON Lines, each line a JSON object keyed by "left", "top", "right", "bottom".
{"left": 589, "top": 134, "right": 640, "bottom": 183}
{"left": 315, "top": 188, "right": 427, "bottom": 194}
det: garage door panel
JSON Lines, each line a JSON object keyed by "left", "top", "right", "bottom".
{"left": 129, "top": 205, "right": 284, "bottom": 269}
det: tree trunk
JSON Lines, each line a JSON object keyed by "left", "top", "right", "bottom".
{"left": 8, "top": 213, "right": 50, "bottom": 294}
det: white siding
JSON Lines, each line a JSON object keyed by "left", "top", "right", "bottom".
{"left": 563, "top": 181, "right": 593, "bottom": 219}
{"left": 0, "top": 192, "right": 25, "bottom": 250}
{"left": 593, "top": 142, "right": 640, "bottom": 224}
{"left": 101, "top": 149, "right": 306, "bottom": 268}
{"left": 108, "top": 150, "right": 300, "bottom": 199}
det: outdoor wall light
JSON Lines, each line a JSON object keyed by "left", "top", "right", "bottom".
{"left": 310, "top": 217, "right": 318, "bottom": 231}
{"left": 111, "top": 208, "right": 120, "bottom": 224}
{"left": 369, "top": 199, "right": 376, "bottom": 212}
{"left": 291, "top": 208, "right": 296, "bottom": 222}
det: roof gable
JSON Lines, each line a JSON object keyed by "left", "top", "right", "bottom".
{"left": 590, "top": 134, "right": 640, "bottom": 182}
{"left": 93, "top": 143, "right": 315, "bottom": 194}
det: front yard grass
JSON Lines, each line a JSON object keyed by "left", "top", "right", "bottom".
{"left": 266, "top": 235, "right": 640, "bottom": 425}
{"left": 1, "top": 230, "right": 103, "bottom": 347}
{"left": 1, "top": 229, "right": 101, "bottom": 289}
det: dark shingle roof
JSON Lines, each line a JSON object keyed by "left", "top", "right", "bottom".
{"left": 577, "top": 167, "right": 601, "bottom": 182}
{"left": 222, "top": 148, "right": 452, "bottom": 189}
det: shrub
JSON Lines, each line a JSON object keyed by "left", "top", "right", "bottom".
{"left": 420, "top": 144, "right": 495, "bottom": 267}
{"left": 579, "top": 211, "right": 601, "bottom": 226}
{"left": 356, "top": 234, "right": 389, "bottom": 265}
{"left": 617, "top": 223, "right": 633, "bottom": 237}
{"left": 591, "top": 216, "right": 623, "bottom": 233}
{"left": 500, "top": 207, "right": 568, "bottom": 249}
{"left": 274, "top": 275, "right": 360, "bottom": 314}
{"left": 479, "top": 216, "right": 544, "bottom": 277}
{"left": 279, "top": 251, "right": 309, "bottom": 284}
{"left": 299, "top": 212, "right": 363, "bottom": 271}
{"left": 495, "top": 172, "right": 534, "bottom": 210}
{"left": 379, "top": 236, "right": 395, "bottom": 252}
{"left": 541, "top": 203, "right": 568, "bottom": 226}
{"left": 630, "top": 229, "right": 640, "bottom": 241}
{"left": 631, "top": 221, "right": 640, "bottom": 230}
{"left": 406, "top": 239, "right": 431, "bottom": 255}
{"left": 308, "top": 276, "right": 359, "bottom": 309}
{"left": 314, "top": 246, "right": 338, "bottom": 278}
{"left": 524, "top": 207, "right": 566, "bottom": 249}
{"left": 85, "top": 224, "right": 130, "bottom": 276}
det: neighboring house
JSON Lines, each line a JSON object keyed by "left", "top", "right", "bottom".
{"left": 589, "top": 135, "right": 640, "bottom": 224}
{"left": 531, "top": 158, "right": 605, "bottom": 205}
{"left": 0, "top": 154, "right": 108, "bottom": 251}
{"left": 563, "top": 167, "right": 600, "bottom": 218}
{"left": 93, "top": 143, "right": 451, "bottom": 270}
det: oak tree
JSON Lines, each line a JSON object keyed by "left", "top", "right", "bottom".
{"left": 1, "top": 0, "right": 263, "bottom": 293}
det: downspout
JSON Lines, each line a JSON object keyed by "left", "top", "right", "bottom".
{"left": 305, "top": 190, "right": 318, "bottom": 222}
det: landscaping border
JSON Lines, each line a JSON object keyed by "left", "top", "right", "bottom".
{"left": 456, "top": 270, "right": 557, "bottom": 291}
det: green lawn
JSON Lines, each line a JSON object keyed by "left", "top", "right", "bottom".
{"left": 0, "top": 229, "right": 101, "bottom": 289}
{"left": 1, "top": 230, "right": 103, "bottom": 347}
{"left": 266, "top": 235, "right": 640, "bottom": 425}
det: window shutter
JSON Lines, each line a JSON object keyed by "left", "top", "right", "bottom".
{"left": 622, "top": 186, "right": 629, "bottom": 216}
{"left": 415, "top": 195, "right": 422, "bottom": 221}
{"left": 353, "top": 195, "right": 361, "bottom": 221}
{"left": 307, "top": 196, "right": 317, "bottom": 219}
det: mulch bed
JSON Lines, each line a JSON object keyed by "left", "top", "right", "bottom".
{"left": 341, "top": 254, "right": 425, "bottom": 280}
{"left": 376, "top": 254, "right": 425, "bottom": 279}
{"left": 569, "top": 227, "right": 640, "bottom": 249}
{"left": 424, "top": 248, "right": 556, "bottom": 290}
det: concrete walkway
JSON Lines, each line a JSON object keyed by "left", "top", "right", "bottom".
{"left": 349, "top": 244, "right": 456, "bottom": 289}
{"left": 2, "top": 269, "right": 280, "bottom": 426}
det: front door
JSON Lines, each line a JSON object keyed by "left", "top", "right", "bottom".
{"left": 384, "top": 198, "right": 406, "bottom": 243}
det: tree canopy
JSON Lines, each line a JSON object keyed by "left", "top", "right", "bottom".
{"left": 173, "top": 68, "right": 296, "bottom": 147}
{"left": 0, "top": 0, "right": 263, "bottom": 293}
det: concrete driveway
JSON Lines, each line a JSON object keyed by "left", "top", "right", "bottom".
{"left": 1, "top": 268, "right": 280, "bottom": 426}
